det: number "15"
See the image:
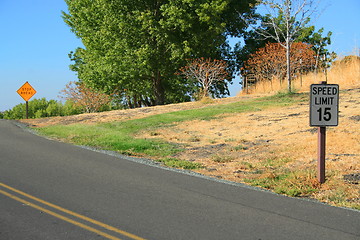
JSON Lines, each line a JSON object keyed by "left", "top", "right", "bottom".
{"left": 317, "top": 107, "right": 331, "bottom": 121}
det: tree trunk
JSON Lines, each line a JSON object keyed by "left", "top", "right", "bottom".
{"left": 153, "top": 71, "right": 165, "bottom": 105}
{"left": 286, "top": 41, "right": 292, "bottom": 93}
{"left": 203, "top": 73, "right": 209, "bottom": 98}
{"left": 126, "top": 95, "right": 133, "bottom": 109}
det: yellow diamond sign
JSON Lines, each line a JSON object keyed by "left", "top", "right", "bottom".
{"left": 17, "top": 82, "right": 37, "bottom": 102}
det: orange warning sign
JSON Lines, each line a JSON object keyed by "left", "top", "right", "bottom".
{"left": 17, "top": 82, "right": 37, "bottom": 102}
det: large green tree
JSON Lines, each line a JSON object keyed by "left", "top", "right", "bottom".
{"left": 63, "top": 0, "right": 257, "bottom": 106}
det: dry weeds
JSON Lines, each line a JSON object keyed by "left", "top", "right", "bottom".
{"left": 136, "top": 87, "right": 359, "bottom": 208}
{"left": 241, "top": 55, "right": 360, "bottom": 95}
{"left": 21, "top": 57, "right": 360, "bottom": 208}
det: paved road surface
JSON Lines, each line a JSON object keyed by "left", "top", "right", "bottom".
{"left": 0, "top": 119, "right": 359, "bottom": 239}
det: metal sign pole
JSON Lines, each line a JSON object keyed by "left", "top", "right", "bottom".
{"left": 26, "top": 101, "right": 29, "bottom": 119}
{"left": 317, "top": 126, "right": 326, "bottom": 183}
{"left": 318, "top": 80, "right": 326, "bottom": 184}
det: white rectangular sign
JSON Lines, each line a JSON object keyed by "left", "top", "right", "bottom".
{"left": 310, "top": 84, "right": 339, "bottom": 127}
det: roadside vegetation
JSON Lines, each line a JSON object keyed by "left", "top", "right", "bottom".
{"left": 36, "top": 93, "right": 303, "bottom": 171}
{"left": 1, "top": 98, "right": 82, "bottom": 120}
{"left": 33, "top": 87, "right": 360, "bottom": 210}
{"left": 36, "top": 92, "right": 303, "bottom": 156}
{"left": 1, "top": 82, "right": 121, "bottom": 120}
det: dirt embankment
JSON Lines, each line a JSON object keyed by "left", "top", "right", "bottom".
{"left": 137, "top": 88, "right": 360, "bottom": 182}
{"left": 22, "top": 88, "right": 360, "bottom": 182}
{"left": 21, "top": 87, "right": 360, "bottom": 207}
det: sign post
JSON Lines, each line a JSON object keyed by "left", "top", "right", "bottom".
{"left": 310, "top": 82, "right": 339, "bottom": 183}
{"left": 17, "top": 82, "right": 37, "bottom": 119}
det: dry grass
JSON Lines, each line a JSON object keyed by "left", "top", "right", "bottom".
{"left": 240, "top": 55, "right": 360, "bottom": 95}
{"left": 137, "top": 87, "right": 359, "bottom": 208}
{"left": 137, "top": 57, "right": 360, "bottom": 209}
{"left": 22, "top": 57, "right": 360, "bottom": 209}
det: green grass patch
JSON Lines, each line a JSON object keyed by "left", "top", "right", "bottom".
{"left": 245, "top": 168, "right": 319, "bottom": 197}
{"left": 36, "top": 93, "right": 305, "bottom": 159}
{"left": 38, "top": 123, "right": 181, "bottom": 157}
{"left": 156, "top": 158, "right": 204, "bottom": 170}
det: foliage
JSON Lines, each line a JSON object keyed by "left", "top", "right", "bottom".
{"left": 62, "top": 0, "right": 257, "bottom": 106}
{"left": 179, "top": 58, "right": 230, "bottom": 99}
{"left": 237, "top": 25, "right": 335, "bottom": 72}
{"left": 60, "top": 81, "right": 112, "bottom": 113}
{"left": 237, "top": 0, "right": 334, "bottom": 92}
{"left": 244, "top": 42, "right": 315, "bottom": 84}
{"left": 302, "top": 27, "right": 337, "bottom": 70}
{"left": 62, "top": 100, "right": 85, "bottom": 116}
{"left": 1, "top": 98, "right": 83, "bottom": 120}
{"left": 257, "top": 0, "right": 318, "bottom": 92}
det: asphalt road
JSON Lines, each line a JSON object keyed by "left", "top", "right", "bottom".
{"left": 0, "top": 119, "right": 359, "bottom": 240}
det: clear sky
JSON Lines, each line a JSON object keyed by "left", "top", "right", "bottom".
{"left": 0, "top": 0, "right": 359, "bottom": 111}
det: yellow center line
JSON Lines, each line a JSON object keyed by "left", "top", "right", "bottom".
{"left": 0, "top": 182, "right": 146, "bottom": 240}
{"left": 0, "top": 189, "right": 122, "bottom": 240}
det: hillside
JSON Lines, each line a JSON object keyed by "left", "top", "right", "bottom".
{"left": 21, "top": 86, "right": 360, "bottom": 210}
{"left": 20, "top": 95, "right": 261, "bottom": 128}
{"left": 136, "top": 88, "right": 360, "bottom": 208}
{"left": 20, "top": 57, "right": 360, "bottom": 209}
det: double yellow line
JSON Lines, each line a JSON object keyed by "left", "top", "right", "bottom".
{"left": 0, "top": 182, "right": 146, "bottom": 240}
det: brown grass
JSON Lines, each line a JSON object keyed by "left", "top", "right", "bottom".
{"left": 138, "top": 87, "right": 359, "bottom": 208}
{"left": 240, "top": 55, "right": 360, "bottom": 95}
{"left": 22, "top": 57, "right": 360, "bottom": 209}
{"left": 137, "top": 57, "right": 360, "bottom": 208}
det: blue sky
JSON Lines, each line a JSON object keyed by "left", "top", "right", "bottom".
{"left": 0, "top": 0, "right": 359, "bottom": 111}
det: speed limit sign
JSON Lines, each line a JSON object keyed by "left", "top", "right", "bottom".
{"left": 310, "top": 84, "right": 339, "bottom": 126}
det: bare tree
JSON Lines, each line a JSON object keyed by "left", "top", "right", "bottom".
{"left": 179, "top": 58, "right": 229, "bottom": 99}
{"left": 243, "top": 0, "right": 319, "bottom": 92}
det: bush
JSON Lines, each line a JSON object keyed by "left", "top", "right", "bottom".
{"left": 62, "top": 100, "right": 84, "bottom": 116}
{"left": 3, "top": 98, "right": 83, "bottom": 119}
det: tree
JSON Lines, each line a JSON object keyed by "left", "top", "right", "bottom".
{"left": 303, "top": 27, "right": 337, "bottom": 71}
{"left": 60, "top": 81, "right": 112, "bottom": 113}
{"left": 244, "top": 42, "right": 315, "bottom": 87}
{"left": 2, "top": 98, "right": 67, "bottom": 119}
{"left": 179, "top": 58, "right": 229, "bottom": 99}
{"left": 242, "top": 0, "right": 319, "bottom": 92}
{"left": 236, "top": 21, "right": 335, "bottom": 90}
{"left": 62, "top": 0, "right": 257, "bottom": 106}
